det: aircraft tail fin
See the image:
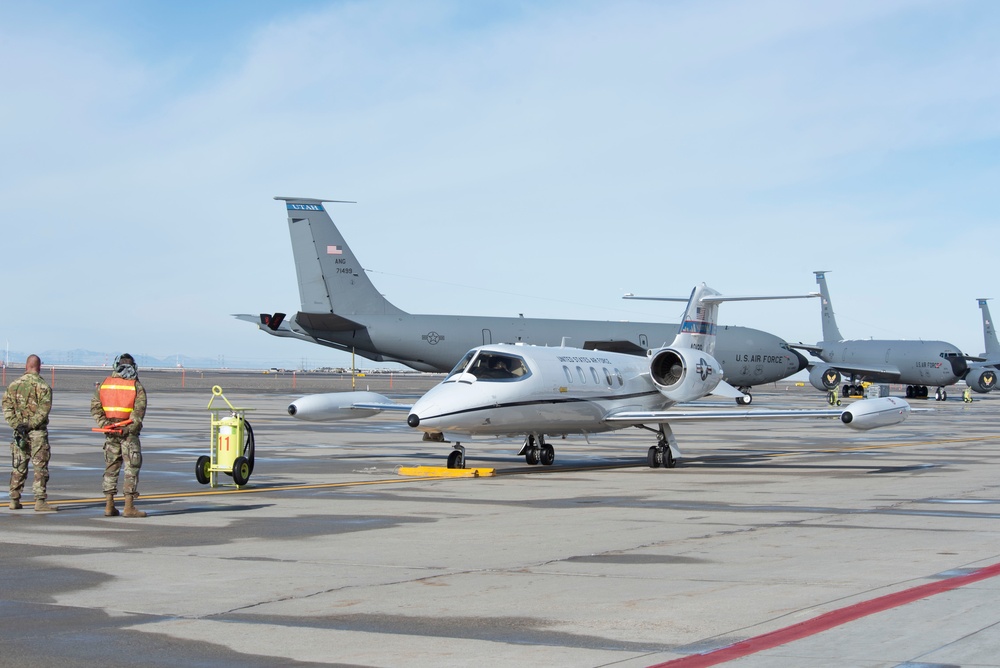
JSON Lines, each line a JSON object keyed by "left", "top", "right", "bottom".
{"left": 275, "top": 197, "right": 405, "bottom": 316}
{"left": 978, "top": 298, "right": 999, "bottom": 358}
{"left": 669, "top": 283, "right": 723, "bottom": 356}
{"left": 814, "top": 271, "right": 844, "bottom": 343}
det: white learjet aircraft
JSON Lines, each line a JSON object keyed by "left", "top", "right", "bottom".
{"left": 288, "top": 283, "right": 912, "bottom": 469}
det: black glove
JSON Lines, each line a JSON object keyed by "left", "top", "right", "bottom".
{"left": 14, "top": 424, "right": 29, "bottom": 438}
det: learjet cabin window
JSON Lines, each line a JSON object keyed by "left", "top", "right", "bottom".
{"left": 445, "top": 350, "right": 478, "bottom": 381}
{"left": 467, "top": 352, "right": 530, "bottom": 381}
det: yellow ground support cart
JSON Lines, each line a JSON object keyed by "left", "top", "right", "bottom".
{"left": 197, "top": 385, "right": 256, "bottom": 487}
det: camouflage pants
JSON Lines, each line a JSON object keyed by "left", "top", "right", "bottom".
{"left": 103, "top": 434, "right": 142, "bottom": 496}
{"left": 10, "top": 429, "right": 50, "bottom": 501}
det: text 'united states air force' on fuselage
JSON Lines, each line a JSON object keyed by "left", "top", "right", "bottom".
{"left": 235, "top": 197, "right": 810, "bottom": 405}
{"left": 287, "top": 282, "right": 911, "bottom": 470}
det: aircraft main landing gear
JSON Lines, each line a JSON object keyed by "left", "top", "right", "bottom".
{"left": 519, "top": 434, "right": 554, "bottom": 466}
{"left": 646, "top": 425, "right": 679, "bottom": 469}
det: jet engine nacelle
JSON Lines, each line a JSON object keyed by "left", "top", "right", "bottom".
{"left": 809, "top": 365, "right": 842, "bottom": 391}
{"left": 965, "top": 367, "right": 998, "bottom": 393}
{"left": 839, "top": 397, "right": 910, "bottom": 430}
{"left": 287, "top": 391, "right": 391, "bottom": 421}
{"left": 649, "top": 347, "right": 723, "bottom": 403}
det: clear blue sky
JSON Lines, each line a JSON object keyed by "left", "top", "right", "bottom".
{"left": 2, "top": 0, "right": 998, "bottom": 369}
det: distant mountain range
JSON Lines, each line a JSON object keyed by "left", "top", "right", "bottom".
{"left": 1, "top": 348, "right": 339, "bottom": 371}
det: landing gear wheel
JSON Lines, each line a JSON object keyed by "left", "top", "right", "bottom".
{"left": 647, "top": 446, "right": 661, "bottom": 468}
{"left": 736, "top": 393, "right": 752, "bottom": 406}
{"left": 232, "top": 456, "right": 251, "bottom": 486}
{"left": 525, "top": 447, "right": 540, "bottom": 466}
{"left": 664, "top": 447, "right": 677, "bottom": 468}
{"left": 195, "top": 455, "right": 211, "bottom": 485}
{"left": 540, "top": 444, "right": 555, "bottom": 466}
{"left": 243, "top": 419, "right": 255, "bottom": 475}
{"left": 447, "top": 449, "right": 465, "bottom": 469}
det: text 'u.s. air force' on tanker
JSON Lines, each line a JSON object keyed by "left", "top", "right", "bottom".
{"left": 235, "top": 197, "right": 809, "bottom": 404}
{"left": 287, "top": 283, "right": 911, "bottom": 471}
{"left": 792, "top": 271, "right": 997, "bottom": 401}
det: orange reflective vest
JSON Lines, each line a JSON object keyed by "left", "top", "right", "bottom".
{"left": 99, "top": 378, "right": 137, "bottom": 420}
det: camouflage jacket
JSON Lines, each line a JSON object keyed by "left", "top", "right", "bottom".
{"left": 2, "top": 372, "right": 53, "bottom": 430}
{"left": 91, "top": 372, "right": 147, "bottom": 433}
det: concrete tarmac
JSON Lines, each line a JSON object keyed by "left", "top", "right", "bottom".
{"left": 2, "top": 369, "right": 1000, "bottom": 667}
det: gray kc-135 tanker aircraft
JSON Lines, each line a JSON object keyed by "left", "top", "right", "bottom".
{"left": 287, "top": 283, "right": 911, "bottom": 469}
{"left": 237, "top": 197, "right": 808, "bottom": 404}
{"left": 792, "top": 271, "right": 995, "bottom": 400}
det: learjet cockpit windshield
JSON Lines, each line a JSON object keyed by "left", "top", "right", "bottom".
{"left": 445, "top": 350, "right": 531, "bottom": 382}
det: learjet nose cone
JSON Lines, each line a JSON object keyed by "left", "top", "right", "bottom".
{"left": 287, "top": 404, "right": 297, "bottom": 416}
{"left": 407, "top": 414, "right": 420, "bottom": 428}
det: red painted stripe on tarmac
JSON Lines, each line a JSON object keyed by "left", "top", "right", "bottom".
{"left": 651, "top": 561, "right": 1000, "bottom": 668}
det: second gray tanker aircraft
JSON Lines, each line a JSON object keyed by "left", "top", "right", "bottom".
{"left": 792, "top": 271, "right": 996, "bottom": 400}
{"left": 237, "top": 196, "right": 809, "bottom": 404}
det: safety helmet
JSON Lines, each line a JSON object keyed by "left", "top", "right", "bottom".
{"left": 114, "top": 353, "right": 138, "bottom": 379}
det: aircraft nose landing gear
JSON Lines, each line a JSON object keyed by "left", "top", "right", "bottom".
{"left": 447, "top": 444, "right": 466, "bottom": 469}
{"left": 736, "top": 387, "right": 753, "bottom": 406}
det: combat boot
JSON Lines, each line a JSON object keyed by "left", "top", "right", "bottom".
{"left": 34, "top": 499, "right": 58, "bottom": 512}
{"left": 123, "top": 494, "right": 147, "bottom": 518}
{"left": 9, "top": 498, "right": 22, "bottom": 510}
{"left": 104, "top": 493, "right": 120, "bottom": 517}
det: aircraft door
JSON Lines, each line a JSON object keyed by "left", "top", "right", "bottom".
{"left": 639, "top": 334, "right": 648, "bottom": 350}
{"left": 482, "top": 329, "right": 492, "bottom": 345}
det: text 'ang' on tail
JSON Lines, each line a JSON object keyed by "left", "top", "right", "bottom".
{"left": 275, "top": 196, "right": 404, "bottom": 317}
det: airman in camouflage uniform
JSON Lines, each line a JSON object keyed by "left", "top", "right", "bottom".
{"left": 2, "top": 354, "right": 57, "bottom": 511}
{"left": 91, "top": 353, "right": 147, "bottom": 518}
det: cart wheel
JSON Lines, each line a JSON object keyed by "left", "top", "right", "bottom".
{"left": 232, "top": 456, "right": 251, "bottom": 486}
{"left": 243, "top": 419, "right": 255, "bottom": 475}
{"left": 195, "top": 455, "right": 211, "bottom": 485}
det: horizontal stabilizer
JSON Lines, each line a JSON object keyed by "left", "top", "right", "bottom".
{"left": 624, "top": 293, "right": 819, "bottom": 303}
